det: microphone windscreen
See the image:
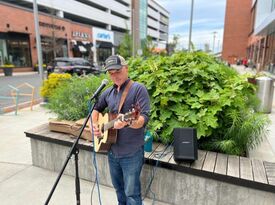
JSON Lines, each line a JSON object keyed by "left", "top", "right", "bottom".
{"left": 102, "top": 79, "right": 109, "bottom": 85}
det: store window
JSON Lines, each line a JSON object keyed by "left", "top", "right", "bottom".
{"left": 7, "top": 39, "right": 32, "bottom": 67}
{"left": 41, "top": 36, "right": 68, "bottom": 64}
{"left": 0, "top": 39, "right": 7, "bottom": 66}
{"left": 0, "top": 32, "right": 31, "bottom": 67}
{"left": 97, "top": 47, "right": 112, "bottom": 65}
{"left": 96, "top": 41, "right": 112, "bottom": 65}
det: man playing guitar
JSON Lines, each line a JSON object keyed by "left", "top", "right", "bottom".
{"left": 91, "top": 55, "right": 150, "bottom": 205}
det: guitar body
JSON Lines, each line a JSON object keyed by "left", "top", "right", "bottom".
{"left": 94, "top": 113, "right": 118, "bottom": 153}
{"left": 93, "top": 105, "right": 140, "bottom": 153}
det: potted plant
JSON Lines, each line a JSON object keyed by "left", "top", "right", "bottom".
{"left": 2, "top": 57, "right": 15, "bottom": 76}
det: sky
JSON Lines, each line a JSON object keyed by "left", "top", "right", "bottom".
{"left": 157, "top": 0, "right": 227, "bottom": 53}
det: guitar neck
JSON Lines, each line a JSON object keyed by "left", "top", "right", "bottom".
{"left": 103, "top": 113, "right": 132, "bottom": 131}
{"left": 104, "top": 116, "right": 123, "bottom": 131}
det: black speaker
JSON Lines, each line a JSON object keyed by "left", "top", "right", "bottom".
{"left": 173, "top": 128, "right": 198, "bottom": 162}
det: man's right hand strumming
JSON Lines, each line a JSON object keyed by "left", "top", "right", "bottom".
{"left": 92, "top": 124, "right": 102, "bottom": 137}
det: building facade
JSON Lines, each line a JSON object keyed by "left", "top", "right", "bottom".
{"left": 0, "top": 0, "right": 169, "bottom": 71}
{"left": 147, "top": 0, "right": 169, "bottom": 53}
{"left": 248, "top": 0, "right": 275, "bottom": 72}
{"left": 222, "top": 0, "right": 275, "bottom": 72}
{"left": 0, "top": 2, "right": 94, "bottom": 71}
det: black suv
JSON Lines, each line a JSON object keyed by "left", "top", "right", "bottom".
{"left": 47, "top": 57, "right": 101, "bottom": 76}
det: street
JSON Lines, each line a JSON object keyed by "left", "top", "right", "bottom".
{"left": 0, "top": 73, "right": 43, "bottom": 108}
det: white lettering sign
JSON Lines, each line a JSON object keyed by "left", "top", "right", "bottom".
{"left": 93, "top": 28, "right": 114, "bottom": 43}
{"left": 72, "top": 31, "right": 90, "bottom": 39}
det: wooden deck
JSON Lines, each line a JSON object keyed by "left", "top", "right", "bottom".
{"left": 25, "top": 123, "right": 275, "bottom": 194}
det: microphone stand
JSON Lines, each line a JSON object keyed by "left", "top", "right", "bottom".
{"left": 44, "top": 97, "right": 97, "bottom": 205}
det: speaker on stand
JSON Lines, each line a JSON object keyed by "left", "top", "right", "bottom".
{"left": 173, "top": 128, "right": 198, "bottom": 162}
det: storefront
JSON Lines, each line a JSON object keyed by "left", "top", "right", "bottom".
{"left": 0, "top": 3, "right": 93, "bottom": 71}
{"left": 71, "top": 30, "right": 93, "bottom": 61}
{"left": 93, "top": 28, "right": 114, "bottom": 65}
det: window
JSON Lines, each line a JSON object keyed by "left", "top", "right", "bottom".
{"left": 0, "top": 32, "right": 32, "bottom": 67}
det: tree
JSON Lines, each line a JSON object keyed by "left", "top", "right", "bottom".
{"left": 167, "top": 34, "right": 180, "bottom": 55}
{"left": 41, "top": 8, "right": 65, "bottom": 63}
{"left": 141, "top": 36, "right": 155, "bottom": 57}
{"left": 117, "top": 31, "right": 132, "bottom": 58}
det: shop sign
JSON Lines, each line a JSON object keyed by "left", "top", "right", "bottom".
{"left": 72, "top": 31, "right": 90, "bottom": 39}
{"left": 93, "top": 28, "right": 113, "bottom": 43}
{"left": 39, "top": 21, "right": 65, "bottom": 31}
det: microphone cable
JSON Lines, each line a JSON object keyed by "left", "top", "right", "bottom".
{"left": 143, "top": 135, "right": 174, "bottom": 205}
{"left": 88, "top": 102, "right": 103, "bottom": 205}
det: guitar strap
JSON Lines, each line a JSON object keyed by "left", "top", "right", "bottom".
{"left": 118, "top": 80, "right": 133, "bottom": 113}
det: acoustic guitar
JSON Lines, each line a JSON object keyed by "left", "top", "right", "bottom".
{"left": 94, "top": 105, "right": 140, "bottom": 152}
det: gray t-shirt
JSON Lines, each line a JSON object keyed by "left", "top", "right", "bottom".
{"left": 94, "top": 79, "right": 150, "bottom": 157}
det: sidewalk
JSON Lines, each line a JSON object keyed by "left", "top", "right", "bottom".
{"left": 0, "top": 105, "right": 169, "bottom": 205}
{"left": 231, "top": 64, "right": 275, "bottom": 162}
{"left": 0, "top": 71, "right": 38, "bottom": 77}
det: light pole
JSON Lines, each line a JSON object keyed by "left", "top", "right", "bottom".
{"left": 188, "top": 0, "right": 194, "bottom": 52}
{"left": 132, "top": 8, "right": 135, "bottom": 57}
{"left": 126, "top": 8, "right": 135, "bottom": 57}
{"left": 33, "top": 0, "right": 44, "bottom": 80}
{"left": 212, "top": 31, "right": 217, "bottom": 54}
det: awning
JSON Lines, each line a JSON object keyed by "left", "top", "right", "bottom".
{"left": 71, "top": 40, "right": 77, "bottom": 45}
{"left": 78, "top": 45, "right": 87, "bottom": 52}
{"left": 98, "top": 42, "right": 113, "bottom": 48}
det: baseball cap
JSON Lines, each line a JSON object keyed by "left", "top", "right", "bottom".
{"left": 104, "top": 55, "right": 127, "bottom": 71}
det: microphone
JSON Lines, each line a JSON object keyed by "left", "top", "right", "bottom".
{"left": 91, "top": 79, "right": 109, "bottom": 100}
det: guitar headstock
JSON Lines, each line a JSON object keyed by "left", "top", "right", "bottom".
{"left": 124, "top": 104, "right": 141, "bottom": 122}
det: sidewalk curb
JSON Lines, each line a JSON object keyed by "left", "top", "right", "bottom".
{"left": 1, "top": 98, "right": 43, "bottom": 114}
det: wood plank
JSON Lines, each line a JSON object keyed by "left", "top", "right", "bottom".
{"left": 227, "top": 155, "right": 239, "bottom": 178}
{"left": 158, "top": 145, "right": 173, "bottom": 163}
{"left": 202, "top": 151, "right": 217, "bottom": 172}
{"left": 25, "top": 123, "right": 48, "bottom": 134}
{"left": 169, "top": 155, "right": 191, "bottom": 167}
{"left": 214, "top": 153, "right": 228, "bottom": 175}
{"left": 251, "top": 159, "right": 268, "bottom": 184}
{"left": 240, "top": 157, "right": 253, "bottom": 181}
{"left": 190, "top": 150, "right": 207, "bottom": 170}
{"left": 264, "top": 161, "right": 275, "bottom": 185}
{"left": 144, "top": 142, "right": 160, "bottom": 159}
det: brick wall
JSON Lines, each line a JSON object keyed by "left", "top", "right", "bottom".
{"left": 222, "top": 0, "right": 252, "bottom": 64}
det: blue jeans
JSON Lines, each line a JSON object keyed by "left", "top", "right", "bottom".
{"left": 108, "top": 147, "right": 144, "bottom": 205}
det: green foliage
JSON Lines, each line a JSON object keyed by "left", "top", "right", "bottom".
{"left": 47, "top": 74, "right": 107, "bottom": 121}
{"left": 128, "top": 51, "right": 270, "bottom": 155}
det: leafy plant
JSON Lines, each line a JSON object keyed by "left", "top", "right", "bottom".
{"left": 40, "top": 73, "right": 71, "bottom": 98}
{"left": 128, "top": 51, "right": 270, "bottom": 156}
{"left": 47, "top": 74, "right": 108, "bottom": 121}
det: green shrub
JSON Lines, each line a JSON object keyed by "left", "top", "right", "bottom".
{"left": 128, "top": 51, "right": 270, "bottom": 156}
{"left": 47, "top": 74, "right": 108, "bottom": 121}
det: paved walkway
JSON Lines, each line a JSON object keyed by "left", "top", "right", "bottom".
{"left": 231, "top": 64, "right": 275, "bottom": 162}
{"left": 0, "top": 105, "right": 169, "bottom": 205}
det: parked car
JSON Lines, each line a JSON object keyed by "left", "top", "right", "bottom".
{"left": 47, "top": 57, "right": 102, "bottom": 76}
